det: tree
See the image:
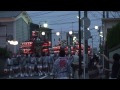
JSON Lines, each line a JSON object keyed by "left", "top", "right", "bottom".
{"left": 106, "top": 22, "right": 120, "bottom": 49}
{"left": 0, "top": 47, "right": 12, "bottom": 59}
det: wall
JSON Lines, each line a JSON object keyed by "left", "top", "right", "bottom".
{"left": 0, "top": 22, "right": 14, "bottom": 52}
{"left": 16, "top": 17, "right": 30, "bottom": 53}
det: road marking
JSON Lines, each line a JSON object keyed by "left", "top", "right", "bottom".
{"left": 39, "top": 75, "right": 48, "bottom": 79}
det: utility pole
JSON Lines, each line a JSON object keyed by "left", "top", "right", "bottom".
{"left": 104, "top": 11, "right": 109, "bottom": 79}
{"left": 83, "top": 11, "right": 89, "bottom": 79}
{"left": 91, "top": 36, "right": 93, "bottom": 55}
{"left": 78, "top": 11, "right": 82, "bottom": 79}
{"left": 61, "top": 28, "right": 62, "bottom": 41}
{"left": 106, "top": 11, "right": 109, "bottom": 18}
{"left": 102, "top": 11, "right": 105, "bottom": 72}
{"left": 103, "top": 11, "right": 105, "bottom": 18}
{"left": 85, "top": 11, "right": 88, "bottom": 79}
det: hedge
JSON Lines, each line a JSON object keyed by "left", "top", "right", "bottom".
{"left": 0, "top": 47, "right": 12, "bottom": 59}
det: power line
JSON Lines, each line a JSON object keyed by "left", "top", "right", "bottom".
{"left": 28, "top": 11, "right": 54, "bottom": 16}
{"left": 33, "top": 15, "right": 77, "bottom": 23}
{"left": 30, "top": 12, "right": 77, "bottom": 18}
{"left": 96, "top": 11, "right": 103, "bottom": 15}
{"left": 28, "top": 12, "right": 77, "bottom": 19}
{"left": 110, "top": 11, "right": 115, "bottom": 18}
{"left": 51, "top": 18, "right": 101, "bottom": 25}
{"left": 27, "top": 11, "right": 44, "bottom": 14}
{"left": 49, "top": 21, "right": 78, "bottom": 25}
{"left": 33, "top": 18, "right": 101, "bottom": 26}
{"left": 28, "top": 11, "right": 101, "bottom": 26}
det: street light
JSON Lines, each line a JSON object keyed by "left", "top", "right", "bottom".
{"left": 100, "top": 34, "right": 103, "bottom": 37}
{"left": 68, "top": 30, "right": 73, "bottom": 55}
{"left": 56, "top": 32, "right": 60, "bottom": 36}
{"left": 87, "top": 28, "right": 89, "bottom": 30}
{"left": 8, "top": 40, "right": 18, "bottom": 54}
{"left": 77, "top": 16, "right": 79, "bottom": 19}
{"left": 8, "top": 40, "right": 11, "bottom": 43}
{"left": 100, "top": 31, "right": 103, "bottom": 34}
{"left": 95, "top": 26, "right": 99, "bottom": 30}
{"left": 43, "top": 22, "right": 48, "bottom": 28}
{"left": 73, "top": 36, "right": 76, "bottom": 41}
{"left": 9, "top": 40, "right": 18, "bottom": 45}
{"left": 69, "top": 31, "right": 73, "bottom": 35}
{"left": 42, "top": 31, "right": 45, "bottom": 35}
{"left": 76, "top": 16, "right": 81, "bottom": 19}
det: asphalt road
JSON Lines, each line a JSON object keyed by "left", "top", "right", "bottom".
{"left": 2, "top": 74, "right": 53, "bottom": 79}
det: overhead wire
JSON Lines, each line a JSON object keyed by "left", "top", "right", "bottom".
{"left": 28, "top": 11, "right": 102, "bottom": 26}
{"left": 48, "top": 18, "right": 101, "bottom": 25}
{"left": 28, "top": 11, "right": 55, "bottom": 16}
{"left": 110, "top": 11, "right": 115, "bottom": 18}
{"left": 29, "top": 12, "right": 77, "bottom": 18}
{"left": 33, "top": 15, "right": 77, "bottom": 23}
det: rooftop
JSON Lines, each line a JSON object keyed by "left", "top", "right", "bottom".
{"left": 0, "top": 11, "right": 23, "bottom": 18}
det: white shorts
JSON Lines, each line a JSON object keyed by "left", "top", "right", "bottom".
{"left": 37, "top": 65, "right": 42, "bottom": 69}
{"left": 13, "top": 66, "right": 19, "bottom": 69}
{"left": 43, "top": 65, "right": 48, "bottom": 68}
{"left": 29, "top": 66, "right": 34, "bottom": 69}
{"left": 10, "top": 68, "right": 13, "bottom": 71}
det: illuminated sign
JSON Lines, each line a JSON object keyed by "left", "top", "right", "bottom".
{"left": 20, "top": 42, "right": 33, "bottom": 48}
{"left": 22, "top": 49, "right": 33, "bottom": 54}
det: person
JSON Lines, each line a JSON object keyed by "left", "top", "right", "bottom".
{"left": 52, "top": 48, "right": 72, "bottom": 79}
{"left": 5, "top": 56, "right": 14, "bottom": 78}
{"left": 88, "top": 55, "right": 102, "bottom": 79}
{"left": 24, "top": 54, "right": 29, "bottom": 77}
{"left": 37, "top": 54, "right": 43, "bottom": 76}
{"left": 47, "top": 53, "right": 54, "bottom": 75}
{"left": 71, "top": 52, "right": 79, "bottom": 79}
{"left": 42, "top": 52, "right": 49, "bottom": 75}
{"left": 53, "top": 53, "right": 59, "bottom": 62}
{"left": 101, "top": 53, "right": 120, "bottom": 79}
{"left": 12, "top": 55, "right": 20, "bottom": 77}
{"left": 29, "top": 54, "right": 36, "bottom": 76}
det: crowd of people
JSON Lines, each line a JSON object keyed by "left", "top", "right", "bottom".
{"left": 3, "top": 47, "right": 120, "bottom": 79}
{"left": 4, "top": 52, "right": 55, "bottom": 78}
{"left": 88, "top": 53, "right": 120, "bottom": 79}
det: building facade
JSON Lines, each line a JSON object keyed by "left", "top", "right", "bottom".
{"left": 0, "top": 11, "right": 32, "bottom": 54}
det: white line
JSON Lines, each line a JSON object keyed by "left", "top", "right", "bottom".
{"left": 39, "top": 75, "right": 48, "bottom": 79}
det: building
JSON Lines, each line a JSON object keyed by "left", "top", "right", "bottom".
{"left": 30, "top": 23, "right": 39, "bottom": 39}
{"left": 0, "top": 11, "right": 32, "bottom": 54}
{"left": 66, "top": 31, "right": 79, "bottom": 46}
{"left": 52, "top": 31, "right": 67, "bottom": 47}
{"left": 39, "top": 26, "right": 52, "bottom": 42}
